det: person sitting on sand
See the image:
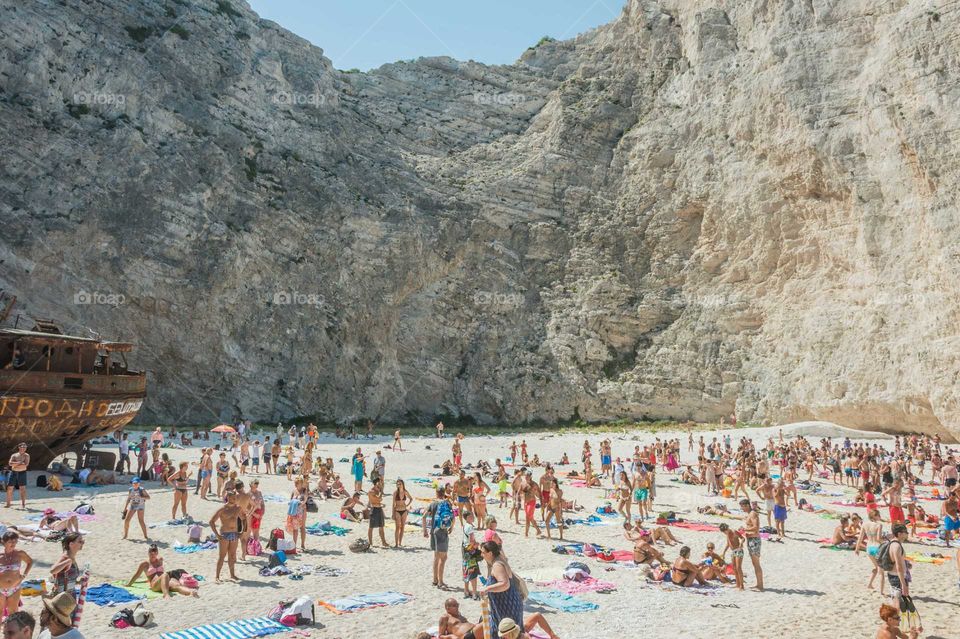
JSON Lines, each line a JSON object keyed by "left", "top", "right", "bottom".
{"left": 627, "top": 520, "right": 680, "bottom": 545}
{"left": 38, "top": 509, "right": 80, "bottom": 533}
{"left": 341, "top": 492, "right": 368, "bottom": 522}
{"left": 701, "top": 542, "right": 726, "bottom": 568}
{"left": 876, "top": 602, "right": 917, "bottom": 639}
{"left": 670, "top": 546, "right": 709, "bottom": 587}
{"left": 831, "top": 515, "right": 859, "bottom": 548}
{"left": 623, "top": 523, "right": 666, "bottom": 566}
{"left": 680, "top": 465, "right": 701, "bottom": 484}
{"left": 559, "top": 453, "right": 570, "bottom": 466}
{"left": 126, "top": 544, "right": 198, "bottom": 598}
{"left": 435, "top": 600, "right": 559, "bottom": 639}
{"left": 697, "top": 503, "right": 730, "bottom": 516}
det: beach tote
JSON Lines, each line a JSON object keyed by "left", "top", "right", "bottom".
{"left": 510, "top": 572, "right": 529, "bottom": 601}
{"left": 247, "top": 537, "right": 263, "bottom": 556}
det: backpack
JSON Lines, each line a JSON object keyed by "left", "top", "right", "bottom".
{"left": 877, "top": 539, "right": 899, "bottom": 572}
{"left": 348, "top": 538, "right": 370, "bottom": 553}
{"left": 268, "top": 528, "right": 285, "bottom": 551}
{"left": 433, "top": 500, "right": 453, "bottom": 530}
{"left": 74, "top": 503, "right": 94, "bottom": 515}
{"left": 247, "top": 537, "right": 263, "bottom": 556}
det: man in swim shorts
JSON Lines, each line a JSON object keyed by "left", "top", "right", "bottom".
{"left": 773, "top": 479, "right": 788, "bottom": 540}
{"left": 740, "top": 499, "right": 764, "bottom": 591}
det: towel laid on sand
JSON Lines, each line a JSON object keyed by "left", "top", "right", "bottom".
{"left": 111, "top": 579, "right": 163, "bottom": 600}
{"left": 306, "top": 521, "right": 349, "bottom": 536}
{"left": 86, "top": 583, "right": 143, "bottom": 606}
{"left": 317, "top": 591, "right": 413, "bottom": 614}
{"left": 536, "top": 577, "right": 616, "bottom": 594}
{"left": 160, "top": 616, "right": 289, "bottom": 639}
{"left": 668, "top": 521, "right": 721, "bottom": 532}
{"left": 173, "top": 541, "right": 218, "bottom": 554}
{"left": 527, "top": 590, "right": 598, "bottom": 612}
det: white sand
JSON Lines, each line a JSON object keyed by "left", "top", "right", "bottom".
{"left": 14, "top": 424, "right": 958, "bottom": 638}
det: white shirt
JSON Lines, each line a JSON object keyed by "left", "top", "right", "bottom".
{"left": 39, "top": 628, "right": 86, "bottom": 639}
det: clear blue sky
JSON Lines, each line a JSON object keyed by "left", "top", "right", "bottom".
{"left": 247, "top": 0, "right": 627, "bottom": 71}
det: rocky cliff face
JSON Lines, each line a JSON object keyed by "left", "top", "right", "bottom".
{"left": 1, "top": 0, "right": 958, "bottom": 440}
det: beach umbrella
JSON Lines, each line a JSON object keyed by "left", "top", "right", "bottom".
{"left": 211, "top": 424, "right": 236, "bottom": 434}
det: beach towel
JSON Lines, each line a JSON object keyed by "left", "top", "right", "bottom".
{"left": 596, "top": 550, "right": 634, "bottom": 563}
{"left": 306, "top": 521, "right": 349, "bottom": 536}
{"left": 905, "top": 553, "right": 948, "bottom": 565}
{"left": 669, "top": 521, "right": 720, "bottom": 532}
{"left": 160, "top": 616, "right": 289, "bottom": 639}
{"left": 25, "top": 511, "right": 97, "bottom": 523}
{"left": 263, "top": 494, "right": 290, "bottom": 503}
{"left": 111, "top": 579, "right": 162, "bottom": 600}
{"left": 85, "top": 583, "right": 143, "bottom": 606}
{"left": 535, "top": 577, "right": 616, "bottom": 594}
{"left": 527, "top": 590, "right": 598, "bottom": 612}
{"left": 567, "top": 480, "right": 588, "bottom": 488}
{"left": 173, "top": 541, "right": 218, "bottom": 554}
{"left": 317, "top": 591, "right": 413, "bottom": 614}
{"left": 409, "top": 477, "right": 434, "bottom": 485}
{"left": 20, "top": 579, "right": 46, "bottom": 597}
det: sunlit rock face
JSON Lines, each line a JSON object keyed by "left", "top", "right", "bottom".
{"left": 2, "top": 0, "right": 958, "bottom": 440}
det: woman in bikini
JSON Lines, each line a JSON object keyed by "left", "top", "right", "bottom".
{"left": 0, "top": 531, "right": 32, "bottom": 617}
{"left": 856, "top": 508, "right": 887, "bottom": 595}
{"left": 38, "top": 508, "right": 80, "bottom": 533}
{"left": 392, "top": 479, "right": 412, "bottom": 547}
{"left": 544, "top": 478, "right": 564, "bottom": 541}
{"left": 623, "top": 524, "right": 666, "bottom": 566}
{"left": 215, "top": 453, "right": 231, "bottom": 497}
{"left": 286, "top": 477, "right": 308, "bottom": 551}
{"left": 616, "top": 471, "right": 632, "bottom": 522}
{"left": 671, "top": 546, "right": 708, "bottom": 587}
{"left": 472, "top": 473, "right": 490, "bottom": 524}
{"left": 167, "top": 461, "right": 191, "bottom": 520}
{"left": 122, "top": 477, "right": 150, "bottom": 540}
{"left": 127, "top": 544, "right": 198, "bottom": 598}
{"left": 49, "top": 532, "right": 84, "bottom": 596}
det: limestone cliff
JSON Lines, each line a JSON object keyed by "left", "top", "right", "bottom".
{"left": 1, "top": 0, "right": 958, "bottom": 440}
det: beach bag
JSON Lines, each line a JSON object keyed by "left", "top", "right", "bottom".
{"left": 179, "top": 575, "right": 199, "bottom": 589}
{"left": 74, "top": 503, "right": 94, "bottom": 515}
{"left": 510, "top": 572, "right": 529, "bottom": 601}
{"left": 247, "top": 537, "right": 263, "bottom": 556}
{"left": 877, "top": 539, "right": 898, "bottom": 572}
{"left": 36, "top": 474, "right": 47, "bottom": 488}
{"left": 268, "top": 528, "right": 285, "bottom": 551}
{"left": 348, "top": 538, "right": 370, "bottom": 553}
{"left": 280, "top": 595, "right": 315, "bottom": 626}
{"left": 131, "top": 603, "right": 153, "bottom": 627}
{"left": 287, "top": 499, "right": 301, "bottom": 517}
{"left": 277, "top": 539, "right": 296, "bottom": 552}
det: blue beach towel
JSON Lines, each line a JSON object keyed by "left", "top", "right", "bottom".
{"left": 318, "top": 591, "right": 413, "bottom": 614}
{"left": 173, "top": 541, "right": 217, "bottom": 554}
{"left": 160, "top": 616, "right": 289, "bottom": 639}
{"left": 85, "top": 583, "right": 143, "bottom": 606}
{"left": 528, "top": 590, "right": 599, "bottom": 612}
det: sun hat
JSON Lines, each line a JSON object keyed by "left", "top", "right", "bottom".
{"left": 42, "top": 592, "right": 77, "bottom": 626}
{"left": 497, "top": 618, "right": 521, "bottom": 638}
{"left": 43, "top": 507, "right": 55, "bottom": 515}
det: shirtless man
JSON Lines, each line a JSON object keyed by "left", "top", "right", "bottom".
{"left": 436, "top": 598, "right": 558, "bottom": 639}
{"left": 883, "top": 479, "right": 905, "bottom": 525}
{"left": 509, "top": 470, "right": 523, "bottom": 525}
{"left": 740, "top": 499, "right": 764, "bottom": 591}
{"left": 782, "top": 464, "right": 800, "bottom": 506}
{"left": 538, "top": 467, "right": 554, "bottom": 521}
{"left": 521, "top": 472, "right": 542, "bottom": 538}
{"left": 719, "top": 522, "right": 744, "bottom": 590}
{"left": 756, "top": 477, "right": 775, "bottom": 528}
{"left": 209, "top": 491, "right": 241, "bottom": 582}
{"left": 233, "top": 481, "right": 254, "bottom": 560}
{"left": 6, "top": 444, "right": 29, "bottom": 509}
{"left": 941, "top": 492, "right": 959, "bottom": 548}
{"left": 773, "top": 479, "right": 788, "bottom": 540}
{"left": 453, "top": 471, "right": 472, "bottom": 525}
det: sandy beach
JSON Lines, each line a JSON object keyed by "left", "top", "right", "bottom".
{"left": 9, "top": 424, "right": 958, "bottom": 639}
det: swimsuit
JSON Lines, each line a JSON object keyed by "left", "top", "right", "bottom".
{"left": 746, "top": 537, "right": 761, "bottom": 557}
{"left": 221, "top": 532, "right": 238, "bottom": 542}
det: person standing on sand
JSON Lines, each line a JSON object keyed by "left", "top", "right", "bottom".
{"left": 856, "top": 508, "right": 886, "bottom": 595}
{"left": 118, "top": 433, "right": 131, "bottom": 475}
{"left": 122, "top": 477, "right": 150, "bottom": 540}
{"left": 756, "top": 477, "right": 775, "bottom": 528}
{"left": 436, "top": 421, "right": 445, "bottom": 439}
{"left": 773, "top": 478, "right": 788, "bottom": 540}
{"left": 6, "top": 443, "right": 29, "bottom": 509}
{"left": 270, "top": 439, "right": 281, "bottom": 475}
{"left": 167, "top": 461, "right": 191, "bottom": 520}
{"left": 392, "top": 479, "right": 412, "bottom": 547}
{"left": 367, "top": 478, "right": 389, "bottom": 548}
{"left": 424, "top": 486, "right": 453, "bottom": 588}
{"left": 740, "top": 498, "right": 763, "bottom": 591}
{"left": 719, "top": 523, "right": 744, "bottom": 590}
{"left": 394, "top": 429, "right": 402, "bottom": 451}
{"left": 209, "top": 491, "right": 241, "bottom": 582}
{"left": 233, "top": 481, "right": 254, "bottom": 560}
{"left": 521, "top": 472, "right": 543, "bottom": 538}
{"left": 883, "top": 479, "right": 905, "bottom": 525}
{"left": 351, "top": 449, "right": 365, "bottom": 493}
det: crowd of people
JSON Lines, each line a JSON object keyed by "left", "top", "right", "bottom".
{"left": 0, "top": 422, "right": 957, "bottom": 638}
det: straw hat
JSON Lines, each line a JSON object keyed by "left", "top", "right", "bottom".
{"left": 497, "top": 618, "right": 521, "bottom": 639}
{"left": 42, "top": 592, "right": 77, "bottom": 627}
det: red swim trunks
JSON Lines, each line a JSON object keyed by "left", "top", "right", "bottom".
{"left": 889, "top": 506, "right": 905, "bottom": 523}
{"left": 524, "top": 500, "right": 536, "bottom": 519}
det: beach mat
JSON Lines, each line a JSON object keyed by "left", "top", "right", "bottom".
{"left": 317, "top": 591, "right": 413, "bottom": 614}
{"left": 160, "top": 616, "right": 289, "bottom": 639}
{"left": 306, "top": 521, "right": 350, "bottom": 536}
{"left": 527, "top": 590, "right": 598, "bottom": 612}
{"left": 86, "top": 583, "right": 144, "bottom": 606}
{"left": 535, "top": 577, "right": 616, "bottom": 594}
{"left": 112, "top": 579, "right": 162, "bottom": 600}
